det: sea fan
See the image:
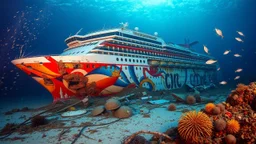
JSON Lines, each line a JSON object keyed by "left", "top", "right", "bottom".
{"left": 226, "top": 119, "right": 240, "bottom": 134}
{"left": 178, "top": 111, "right": 213, "bottom": 143}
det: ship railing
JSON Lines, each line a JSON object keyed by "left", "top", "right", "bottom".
{"left": 15, "top": 54, "right": 61, "bottom": 59}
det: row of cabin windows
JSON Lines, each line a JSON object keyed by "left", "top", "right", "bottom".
{"left": 90, "top": 50, "right": 205, "bottom": 65}
{"left": 99, "top": 46, "right": 196, "bottom": 61}
{"left": 116, "top": 57, "right": 146, "bottom": 63}
{"left": 113, "top": 37, "right": 161, "bottom": 49}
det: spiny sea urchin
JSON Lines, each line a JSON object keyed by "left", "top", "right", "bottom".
{"left": 226, "top": 119, "right": 240, "bottom": 134}
{"left": 178, "top": 111, "right": 213, "bottom": 143}
{"left": 205, "top": 103, "right": 215, "bottom": 113}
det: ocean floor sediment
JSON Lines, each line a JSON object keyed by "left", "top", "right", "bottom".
{"left": 1, "top": 85, "right": 250, "bottom": 144}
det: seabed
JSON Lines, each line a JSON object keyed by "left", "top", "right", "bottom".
{"left": 0, "top": 83, "right": 255, "bottom": 144}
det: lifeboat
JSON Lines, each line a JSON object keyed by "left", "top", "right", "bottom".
{"left": 149, "top": 60, "right": 160, "bottom": 66}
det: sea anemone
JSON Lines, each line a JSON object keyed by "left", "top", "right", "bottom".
{"left": 31, "top": 115, "right": 48, "bottom": 127}
{"left": 212, "top": 107, "right": 221, "bottom": 115}
{"left": 226, "top": 119, "right": 240, "bottom": 134}
{"left": 216, "top": 103, "right": 225, "bottom": 112}
{"left": 214, "top": 119, "right": 226, "bottom": 131}
{"left": 186, "top": 95, "right": 196, "bottom": 105}
{"left": 168, "top": 104, "right": 176, "bottom": 111}
{"left": 178, "top": 111, "right": 213, "bottom": 143}
{"left": 205, "top": 103, "right": 215, "bottom": 114}
{"left": 225, "top": 134, "right": 236, "bottom": 144}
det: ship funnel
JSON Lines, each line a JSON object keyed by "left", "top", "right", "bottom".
{"left": 154, "top": 32, "right": 158, "bottom": 36}
{"left": 134, "top": 27, "right": 139, "bottom": 31}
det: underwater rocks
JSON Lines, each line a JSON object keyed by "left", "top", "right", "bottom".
{"left": 4, "top": 107, "right": 30, "bottom": 115}
{"left": 91, "top": 98, "right": 133, "bottom": 119}
{"left": 226, "top": 82, "right": 256, "bottom": 110}
{"left": 31, "top": 115, "right": 48, "bottom": 127}
{"left": 124, "top": 82, "right": 256, "bottom": 144}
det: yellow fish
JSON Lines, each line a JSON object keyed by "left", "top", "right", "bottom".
{"left": 206, "top": 59, "right": 217, "bottom": 64}
{"left": 235, "top": 37, "right": 243, "bottom": 42}
{"left": 223, "top": 50, "right": 231, "bottom": 55}
{"left": 236, "top": 31, "right": 245, "bottom": 37}
{"left": 215, "top": 28, "right": 224, "bottom": 38}
{"left": 235, "top": 69, "right": 243, "bottom": 73}
{"left": 219, "top": 81, "right": 227, "bottom": 85}
{"left": 234, "top": 76, "right": 240, "bottom": 80}
{"left": 203, "top": 45, "right": 209, "bottom": 54}
{"left": 234, "top": 54, "right": 242, "bottom": 57}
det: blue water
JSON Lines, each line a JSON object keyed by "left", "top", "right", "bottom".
{"left": 0, "top": 0, "right": 256, "bottom": 103}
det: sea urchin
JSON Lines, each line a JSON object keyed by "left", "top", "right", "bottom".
{"left": 226, "top": 119, "right": 240, "bottom": 134}
{"left": 178, "top": 111, "right": 213, "bottom": 143}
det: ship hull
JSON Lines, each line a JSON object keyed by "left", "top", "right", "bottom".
{"left": 12, "top": 55, "right": 217, "bottom": 102}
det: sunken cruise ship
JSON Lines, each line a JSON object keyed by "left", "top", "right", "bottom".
{"left": 12, "top": 23, "right": 218, "bottom": 101}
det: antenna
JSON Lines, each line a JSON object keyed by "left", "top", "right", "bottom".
{"left": 120, "top": 22, "right": 129, "bottom": 29}
{"left": 75, "top": 28, "right": 83, "bottom": 35}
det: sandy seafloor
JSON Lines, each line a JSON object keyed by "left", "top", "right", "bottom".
{"left": 0, "top": 86, "right": 233, "bottom": 144}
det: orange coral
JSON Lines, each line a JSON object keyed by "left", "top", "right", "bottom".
{"left": 226, "top": 119, "right": 240, "bottom": 134}
{"left": 236, "top": 83, "right": 248, "bottom": 93}
{"left": 178, "top": 111, "right": 213, "bottom": 143}
{"left": 205, "top": 103, "right": 215, "bottom": 113}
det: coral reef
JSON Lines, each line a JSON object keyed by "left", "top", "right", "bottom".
{"left": 226, "top": 82, "right": 256, "bottom": 109}
{"left": 226, "top": 119, "right": 240, "bottom": 134}
{"left": 168, "top": 104, "right": 176, "bottom": 111}
{"left": 205, "top": 103, "right": 215, "bottom": 114}
{"left": 177, "top": 111, "right": 213, "bottom": 143}
{"left": 216, "top": 103, "right": 225, "bottom": 112}
{"left": 212, "top": 107, "right": 221, "bottom": 115}
{"left": 225, "top": 134, "right": 236, "bottom": 144}
{"left": 214, "top": 118, "right": 226, "bottom": 131}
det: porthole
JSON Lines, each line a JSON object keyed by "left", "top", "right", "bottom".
{"left": 136, "top": 60, "right": 138, "bottom": 63}
{"left": 121, "top": 58, "right": 123, "bottom": 61}
{"left": 140, "top": 60, "right": 142, "bottom": 63}
{"left": 133, "top": 59, "right": 135, "bottom": 62}
{"left": 125, "top": 58, "right": 127, "bottom": 62}
{"left": 129, "top": 59, "right": 131, "bottom": 62}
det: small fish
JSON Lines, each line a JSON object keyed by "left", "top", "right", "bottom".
{"left": 235, "top": 37, "right": 243, "bottom": 42}
{"left": 215, "top": 28, "right": 224, "bottom": 38}
{"left": 206, "top": 59, "right": 217, "bottom": 64}
{"left": 203, "top": 45, "right": 209, "bottom": 54}
{"left": 219, "top": 81, "right": 227, "bottom": 85}
{"left": 217, "top": 67, "right": 220, "bottom": 71}
{"left": 237, "top": 31, "right": 245, "bottom": 37}
{"left": 235, "top": 69, "right": 243, "bottom": 73}
{"left": 234, "top": 54, "right": 242, "bottom": 57}
{"left": 223, "top": 50, "right": 231, "bottom": 55}
{"left": 234, "top": 76, "right": 240, "bottom": 80}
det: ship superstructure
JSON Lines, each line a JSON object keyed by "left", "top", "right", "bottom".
{"left": 12, "top": 24, "right": 217, "bottom": 101}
